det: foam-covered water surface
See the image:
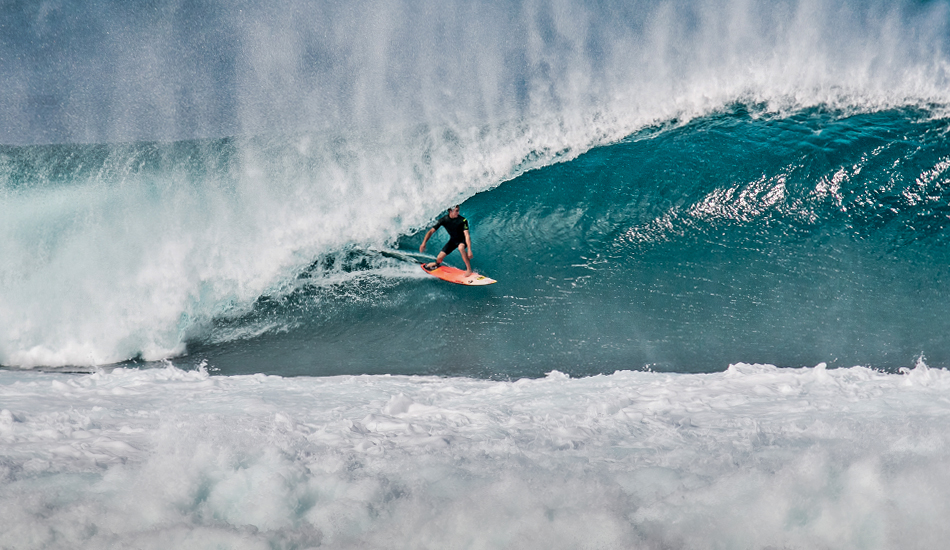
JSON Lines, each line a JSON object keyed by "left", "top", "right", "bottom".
{"left": 3, "top": 362, "right": 950, "bottom": 548}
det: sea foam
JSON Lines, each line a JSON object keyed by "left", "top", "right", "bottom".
{"left": 2, "top": 362, "right": 950, "bottom": 549}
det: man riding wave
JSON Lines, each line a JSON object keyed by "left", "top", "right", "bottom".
{"left": 419, "top": 205, "right": 473, "bottom": 276}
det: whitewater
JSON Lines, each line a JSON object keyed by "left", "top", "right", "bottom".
{"left": 4, "top": 362, "right": 950, "bottom": 549}
{"left": 3, "top": 0, "right": 950, "bottom": 547}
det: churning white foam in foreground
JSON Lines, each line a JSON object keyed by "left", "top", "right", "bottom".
{"left": 2, "top": 362, "right": 950, "bottom": 549}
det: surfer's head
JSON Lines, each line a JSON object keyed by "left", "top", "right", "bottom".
{"left": 448, "top": 205, "right": 460, "bottom": 218}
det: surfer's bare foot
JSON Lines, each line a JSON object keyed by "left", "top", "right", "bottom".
{"left": 424, "top": 262, "right": 439, "bottom": 270}
{"left": 464, "top": 270, "right": 473, "bottom": 277}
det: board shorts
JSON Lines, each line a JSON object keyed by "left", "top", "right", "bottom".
{"left": 441, "top": 238, "right": 466, "bottom": 255}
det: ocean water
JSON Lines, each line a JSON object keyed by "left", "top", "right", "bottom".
{"left": 3, "top": 0, "right": 950, "bottom": 548}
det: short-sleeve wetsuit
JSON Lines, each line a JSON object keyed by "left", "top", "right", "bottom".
{"left": 432, "top": 214, "right": 470, "bottom": 255}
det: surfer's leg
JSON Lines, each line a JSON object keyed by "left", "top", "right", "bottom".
{"left": 458, "top": 243, "right": 472, "bottom": 276}
{"left": 428, "top": 239, "right": 462, "bottom": 270}
{"left": 425, "top": 251, "right": 447, "bottom": 270}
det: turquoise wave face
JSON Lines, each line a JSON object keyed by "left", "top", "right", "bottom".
{"left": 4, "top": 0, "right": 950, "bottom": 372}
{"left": 182, "top": 106, "right": 950, "bottom": 377}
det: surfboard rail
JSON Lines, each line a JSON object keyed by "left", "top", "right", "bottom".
{"left": 421, "top": 263, "right": 496, "bottom": 286}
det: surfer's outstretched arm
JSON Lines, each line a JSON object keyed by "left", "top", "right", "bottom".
{"left": 419, "top": 227, "right": 436, "bottom": 253}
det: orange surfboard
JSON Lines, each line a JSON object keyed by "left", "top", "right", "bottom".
{"left": 421, "top": 264, "right": 497, "bottom": 286}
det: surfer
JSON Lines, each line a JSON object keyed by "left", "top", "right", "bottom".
{"left": 420, "top": 205, "right": 474, "bottom": 276}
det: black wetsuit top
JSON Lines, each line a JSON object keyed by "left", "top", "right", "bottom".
{"left": 433, "top": 214, "right": 469, "bottom": 254}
